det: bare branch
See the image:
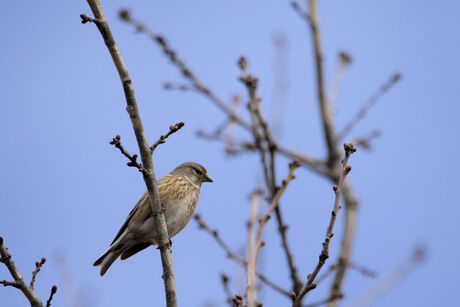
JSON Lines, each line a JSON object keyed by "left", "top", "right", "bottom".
{"left": 0, "top": 280, "right": 20, "bottom": 288}
{"left": 290, "top": 1, "right": 311, "bottom": 23}
{"left": 327, "top": 51, "right": 353, "bottom": 108}
{"left": 220, "top": 273, "right": 235, "bottom": 306}
{"left": 293, "top": 143, "right": 356, "bottom": 306}
{"left": 82, "top": 1, "right": 177, "bottom": 305}
{"left": 150, "top": 121, "right": 185, "bottom": 152}
{"left": 247, "top": 161, "right": 300, "bottom": 307}
{"left": 30, "top": 257, "right": 46, "bottom": 290}
{"left": 337, "top": 73, "right": 402, "bottom": 141}
{"left": 348, "top": 261, "right": 378, "bottom": 278}
{"left": 193, "top": 214, "right": 291, "bottom": 297}
{"left": 109, "top": 135, "right": 145, "bottom": 173}
{"left": 351, "top": 130, "right": 381, "bottom": 151}
{"left": 0, "top": 236, "right": 46, "bottom": 307}
{"left": 246, "top": 189, "right": 262, "bottom": 306}
{"left": 239, "top": 59, "right": 304, "bottom": 294}
{"left": 163, "top": 82, "right": 194, "bottom": 92}
{"left": 326, "top": 178, "right": 358, "bottom": 306}
{"left": 45, "top": 285, "right": 57, "bottom": 307}
{"left": 119, "top": 9, "right": 249, "bottom": 130}
{"left": 306, "top": 0, "right": 339, "bottom": 165}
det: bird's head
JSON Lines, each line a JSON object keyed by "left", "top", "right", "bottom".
{"left": 171, "top": 162, "right": 213, "bottom": 186}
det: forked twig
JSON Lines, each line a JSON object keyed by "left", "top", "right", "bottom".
{"left": 0, "top": 237, "right": 57, "bottom": 307}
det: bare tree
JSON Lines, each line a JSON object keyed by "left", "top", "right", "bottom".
{"left": 1, "top": 1, "right": 422, "bottom": 306}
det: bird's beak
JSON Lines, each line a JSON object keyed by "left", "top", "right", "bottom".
{"left": 203, "top": 174, "right": 213, "bottom": 183}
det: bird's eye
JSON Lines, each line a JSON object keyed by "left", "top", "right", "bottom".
{"left": 195, "top": 169, "right": 202, "bottom": 175}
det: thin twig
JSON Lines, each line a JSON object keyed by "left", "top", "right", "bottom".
{"left": 327, "top": 51, "right": 352, "bottom": 108}
{"left": 351, "top": 130, "right": 381, "bottom": 151}
{"left": 293, "top": 143, "right": 356, "bottom": 306}
{"left": 163, "top": 82, "right": 194, "bottom": 91}
{"left": 337, "top": 73, "right": 402, "bottom": 141}
{"left": 193, "top": 214, "right": 291, "bottom": 297}
{"left": 224, "top": 95, "right": 241, "bottom": 152}
{"left": 220, "top": 273, "right": 235, "bottom": 306}
{"left": 290, "top": 1, "right": 311, "bottom": 23}
{"left": 348, "top": 261, "right": 377, "bottom": 278}
{"left": 150, "top": 121, "right": 185, "bottom": 152}
{"left": 45, "top": 285, "right": 57, "bottom": 307}
{"left": 110, "top": 135, "right": 145, "bottom": 173}
{"left": 30, "top": 257, "right": 46, "bottom": 290}
{"left": 0, "top": 237, "right": 45, "bottom": 307}
{"left": 315, "top": 260, "right": 377, "bottom": 285}
{"left": 326, "top": 178, "right": 358, "bottom": 307}
{"left": 248, "top": 162, "right": 300, "bottom": 307}
{"left": 81, "top": 2, "right": 177, "bottom": 306}
{"left": 0, "top": 280, "right": 19, "bottom": 288}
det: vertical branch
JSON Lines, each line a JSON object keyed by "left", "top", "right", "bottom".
{"left": 307, "top": 0, "right": 339, "bottom": 165}
{"left": 293, "top": 144, "right": 356, "bottom": 307}
{"left": 246, "top": 190, "right": 262, "bottom": 307}
{"left": 327, "top": 51, "right": 352, "bottom": 108}
{"left": 81, "top": 1, "right": 177, "bottom": 306}
{"left": 326, "top": 179, "right": 358, "bottom": 307}
{"left": 239, "top": 58, "right": 303, "bottom": 295}
{"left": 247, "top": 162, "right": 300, "bottom": 307}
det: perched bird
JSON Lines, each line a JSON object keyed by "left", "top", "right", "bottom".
{"left": 94, "top": 162, "right": 212, "bottom": 276}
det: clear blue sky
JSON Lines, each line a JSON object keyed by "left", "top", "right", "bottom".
{"left": 1, "top": 1, "right": 459, "bottom": 306}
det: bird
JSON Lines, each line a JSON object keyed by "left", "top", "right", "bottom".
{"left": 93, "top": 161, "right": 212, "bottom": 276}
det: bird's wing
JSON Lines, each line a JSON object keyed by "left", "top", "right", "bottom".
{"left": 109, "top": 174, "right": 176, "bottom": 246}
{"left": 110, "top": 191, "right": 149, "bottom": 245}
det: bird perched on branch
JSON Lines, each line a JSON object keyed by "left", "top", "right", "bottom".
{"left": 94, "top": 162, "right": 212, "bottom": 276}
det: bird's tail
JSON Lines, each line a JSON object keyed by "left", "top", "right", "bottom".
{"left": 93, "top": 247, "right": 121, "bottom": 276}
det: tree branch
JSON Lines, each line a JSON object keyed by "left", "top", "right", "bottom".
{"left": 337, "top": 73, "right": 402, "bottom": 141}
{"left": 118, "top": 10, "right": 324, "bottom": 174}
{"left": 306, "top": 0, "right": 339, "bottom": 166}
{"left": 239, "top": 59, "right": 304, "bottom": 295}
{"left": 247, "top": 161, "right": 300, "bottom": 307}
{"left": 81, "top": 1, "right": 177, "bottom": 305}
{"left": 293, "top": 143, "right": 356, "bottom": 306}
{"left": 150, "top": 122, "right": 185, "bottom": 152}
{"left": 0, "top": 236, "right": 56, "bottom": 307}
{"left": 246, "top": 189, "right": 262, "bottom": 306}
{"left": 45, "top": 285, "right": 57, "bottom": 307}
{"left": 193, "top": 214, "right": 291, "bottom": 297}
{"left": 30, "top": 257, "right": 46, "bottom": 290}
{"left": 110, "top": 135, "right": 145, "bottom": 173}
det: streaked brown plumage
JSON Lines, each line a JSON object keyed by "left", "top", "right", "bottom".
{"left": 93, "top": 162, "right": 212, "bottom": 276}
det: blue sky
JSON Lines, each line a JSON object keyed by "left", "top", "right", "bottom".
{"left": 1, "top": 1, "right": 459, "bottom": 306}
